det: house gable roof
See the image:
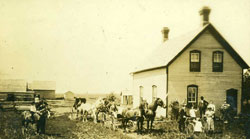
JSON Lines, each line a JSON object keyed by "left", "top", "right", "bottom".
{"left": 132, "top": 23, "right": 249, "bottom": 74}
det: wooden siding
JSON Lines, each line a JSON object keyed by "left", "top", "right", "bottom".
{"left": 168, "top": 30, "right": 242, "bottom": 114}
{"left": 133, "top": 68, "right": 167, "bottom": 116}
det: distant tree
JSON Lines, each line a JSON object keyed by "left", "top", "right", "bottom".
{"left": 243, "top": 68, "right": 250, "bottom": 99}
{"left": 106, "top": 92, "right": 117, "bottom": 102}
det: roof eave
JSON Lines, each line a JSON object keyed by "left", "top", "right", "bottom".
{"left": 131, "top": 65, "right": 167, "bottom": 75}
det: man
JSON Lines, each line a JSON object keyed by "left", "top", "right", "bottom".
{"left": 198, "top": 96, "right": 208, "bottom": 118}
{"left": 36, "top": 99, "right": 49, "bottom": 134}
{"left": 220, "top": 100, "right": 230, "bottom": 123}
{"left": 178, "top": 104, "right": 187, "bottom": 132}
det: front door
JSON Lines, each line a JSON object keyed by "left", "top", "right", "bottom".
{"left": 226, "top": 88, "right": 238, "bottom": 113}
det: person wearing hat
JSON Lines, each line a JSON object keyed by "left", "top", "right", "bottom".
{"left": 36, "top": 99, "right": 49, "bottom": 134}
{"left": 205, "top": 107, "right": 215, "bottom": 135}
{"left": 207, "top": 100, "right": 216, "bottom": 112}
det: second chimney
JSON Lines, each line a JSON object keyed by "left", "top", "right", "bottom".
{"left": 162, "top": 27, "right": 169, "bottom": 42}
{"left": 199, "top": 6, "right": 211, "bottom": 26}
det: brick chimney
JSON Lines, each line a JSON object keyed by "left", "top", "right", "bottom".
{"left": 161, "top": 27, "right": 169, "bottom": 42}
{"left": 199, "top": 6, "right": 211, "bottom": 26}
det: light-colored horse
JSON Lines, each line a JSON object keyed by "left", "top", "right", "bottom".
{"left": 91, "top": 98, "right": 110, "bottom": 123}
{"left": 76, "top": 102, "right": 92, "bottom": 122}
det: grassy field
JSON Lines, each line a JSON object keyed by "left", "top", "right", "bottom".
{"left": 0, "top": 100, "right": 247, "bottom": 139}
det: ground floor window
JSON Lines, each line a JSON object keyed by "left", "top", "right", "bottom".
{"left": 139, "top": 86, "right": 143, "bottom": 103}
{"left": 187, "top": 85, "right": 198, "bottom": 107}
{"left": 152, "top": 85, "right": 157, "bottom": 102}
{"left": 123, "top": 95, "right": 133, "bottom": 105}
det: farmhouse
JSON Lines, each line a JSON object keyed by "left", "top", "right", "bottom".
{"left": 131, "top": 7, "right": 249, "bottom": 117}
{"left": 28, "top": 81, "right": 56, "bottom": 99}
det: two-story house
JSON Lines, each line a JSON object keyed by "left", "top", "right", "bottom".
{"left": 131, "top": 6, "right": 249, "bottom": 117}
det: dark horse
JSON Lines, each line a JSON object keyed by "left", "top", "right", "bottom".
{"left": 121, "top": 101, "right": 147, "bottom": 133}
{"left": 144, "top": 98, "right": 164, "bottom": 131}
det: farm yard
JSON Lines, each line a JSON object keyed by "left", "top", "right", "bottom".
{"left": 0, "top": 99, "right": 247, "bottom": 139}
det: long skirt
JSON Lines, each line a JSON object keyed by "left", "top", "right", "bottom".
{"left": 206, "top": 117, "right": 214, "bottom": 131}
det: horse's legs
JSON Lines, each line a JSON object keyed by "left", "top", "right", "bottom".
{"left": 147, "top": 120, "right": 149, "bottom": 130}
{"left": 150, "top": 118, "right": 154, "bottom": 130}
{"left": 137, "top": 120, "right": 140, "bottom": 133}
{"left": 96, "top": 111, "right": 99, "bottom": 123}
{"left": 141, "top": 118, "right": 144, "bottom": 131}
{"left": 123, "top": 119, "right": 127, "bottom": 132}
{"left": 76, "top": 110, "right": 79, "bottom": 120}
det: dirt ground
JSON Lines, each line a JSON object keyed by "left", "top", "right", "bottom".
{"left": 0, "top": 100, "right": 247, "bottom": 139}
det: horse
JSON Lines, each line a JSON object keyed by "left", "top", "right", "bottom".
{"left": 91, "top": 98, "right": 110, "bottom": 123}
{"left": 144, "top": 98, "right": 164, "bottom": 131}
{"left": 121, "top": 101, "right": 147, "bottom": 133}
{"left": 76, "top": 102, "right": 92, "bottom": 122}
{"left": 72, "top": 97, "right": 86, "bottom": 119}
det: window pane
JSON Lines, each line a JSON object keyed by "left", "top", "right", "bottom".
{"left": 214, "top": 53, "right": 222, "bottom": 63}
{"left": 191, "top": 53, "right": 199, "bottom": 62}
{"left": 190, "top": 52, "right": 200, "bottom": 72}
{"left": 213, "top": 52, "right": 223, "bottom": 72}
{"left": 187, "top": 86, "right": 197, "bottom": 103}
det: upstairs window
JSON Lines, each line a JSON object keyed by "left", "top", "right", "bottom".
{"left": 187, "top": 85, "right": 198, "bottom": 108}
{"left": 213, "top": 51, "right": 223, "bottom": 72}
{"left": 190, "top": 50, "right": 201, "bottom": 72}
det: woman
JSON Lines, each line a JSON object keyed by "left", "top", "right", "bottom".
{"left": 205, "top": 107, "right": 214, "bottom": 134}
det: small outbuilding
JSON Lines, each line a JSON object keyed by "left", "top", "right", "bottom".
{"left": 64, "top": 91, "right": 75, "bottom": 100}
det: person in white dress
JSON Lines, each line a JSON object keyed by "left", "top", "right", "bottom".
{"left": 205, "top": 107, "right": 215, "bottom": 134}
{"left": 194, "top": 118, "right": 203, "bottom": 135}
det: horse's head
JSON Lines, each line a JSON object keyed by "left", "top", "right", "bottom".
{"left": 73, "top": 98, "right": 80, "bottom": 108}
{"left": 156, "top": 98, "right": 164, "bottom": 107}
{"left": 109, "top": 102, "right": 118, "bottom": 113}
{"left": 80, "top": 98, "right": 86, "bottom": 104}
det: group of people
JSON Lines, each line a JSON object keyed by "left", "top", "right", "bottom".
{"left": 176, "top": 96, "right": 217, "bottom": 135}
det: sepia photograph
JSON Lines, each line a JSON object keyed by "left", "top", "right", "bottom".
{"left": 0, "top": 0, "right": 250, "bottom": 138}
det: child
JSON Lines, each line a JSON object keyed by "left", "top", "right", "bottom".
{"left": 193, "top": 118, "right": 203, "bottom": 136}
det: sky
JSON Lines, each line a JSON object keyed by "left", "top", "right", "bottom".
{"left": 0, "top": 0, "right": 249, "bottom": 93}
